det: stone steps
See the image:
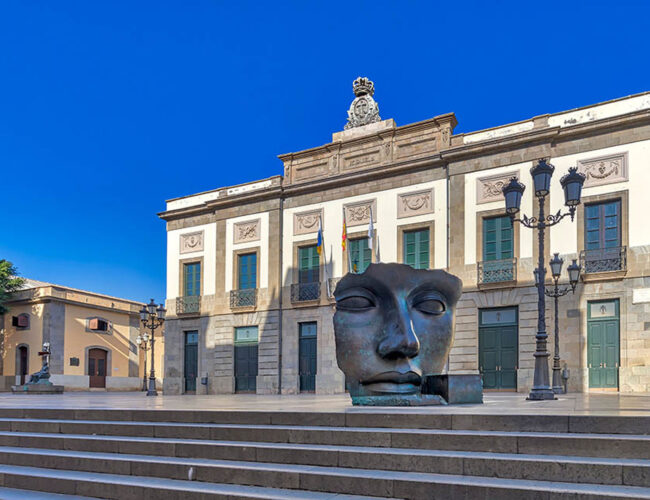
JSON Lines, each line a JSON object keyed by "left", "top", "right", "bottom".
{"left": 0, "top": 431, "right": 649, "bottom": 487}
{"left": 0, "top": 411, "right": 647, "bottom": 499}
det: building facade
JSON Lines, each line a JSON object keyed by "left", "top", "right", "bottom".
{"left": 0, "top": 279, "right": 163, "bottom": 391}
{"left": 160, "top": 80, "right": 650, "bottom": 395}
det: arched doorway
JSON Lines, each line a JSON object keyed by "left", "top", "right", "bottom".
{"left": 17, "top": 346, "right": 28, "bottom": 385}
{"left": 88, "top": 348, "right": 108, "bottom": 388}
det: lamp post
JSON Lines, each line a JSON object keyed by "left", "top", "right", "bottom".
{"left": 502, "top": 160, "right": 585, "bottom": 401}
{"left": 135, "top": 332, "right": 151, "bottom": 391}
{"left": 139, "top": 299, "right": 166, "bottom": 396}
{"left": 535, "top": 254, "right": 581, "bottom": 394}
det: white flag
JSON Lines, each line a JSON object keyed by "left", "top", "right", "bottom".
{"left": 368, "top": 206, "right": 374, "bottom": 250}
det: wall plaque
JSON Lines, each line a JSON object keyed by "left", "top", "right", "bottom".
{"left": 476, "top": 172, "right": 518, "bottom": 204}
{"left": 397, "top": 189, "right": 434, "bottom": 218}
{"left": 293, "top": 209, "right": 323, "bottom": 236}
{"left": 180, "top": 231, "right": 204, "bottom": 254}
{"left": 344, "top": 199, "right": 377, "bottom": 226}
{"left": 233, "top": 219, "right": 261, "bottom": 244}
{"left": 577, "top": 152, "right": 628, "bottom": 188}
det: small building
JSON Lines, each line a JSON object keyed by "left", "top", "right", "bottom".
{"left": 159, "top": 79, "right": 650, "bottom": 395}
{"left": 0, "top": 279, "right": 164, "bottom": 391}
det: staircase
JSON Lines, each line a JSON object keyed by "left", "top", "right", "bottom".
{"left": 0, "top": 408, "right": 647, "bottom": 499}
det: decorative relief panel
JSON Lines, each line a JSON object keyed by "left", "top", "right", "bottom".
{"left": 180, "top": 231, "right": 204, "bottom": 254}
{"left": 397, "top": 189, "right": 434, "bottom": 218}
{"left": 233, "top": 219, "right": 261, "bottom": 244}
{"left": 344, "top": 199, "right": 377, "bottom": 226}
{"left": 293, "top": 209, "right": 323, "bottom": 236}
{"left": 577, "top": 153, "right": 628, "bottom": 188}
{"left": 476, "top": 171, "right": 519, "bottom": 205}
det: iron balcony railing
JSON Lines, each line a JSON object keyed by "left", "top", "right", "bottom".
{"left": 477, "top": 257, "right": 517, "bottom": 285}
{"left": 580, "top": 246, "right": 627, "bottom": 274}
{"left": 230, "top": 288, "right": 257, "bottom": 308}
{"left": 327, "top": 278, "right": 341, "bottom": 298}
{"left": 291, "top": 282, "right": 321, "bottom": 303}
{"left": 176, "top": 295, "right": 200, "bottom": 314}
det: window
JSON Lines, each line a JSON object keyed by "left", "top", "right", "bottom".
{"left": 403, "top": 229, "right": 429, "bottom": 270}
{"left": 235, "top": 326, "right": 259, "bottom": 343}
{"left": 12, "top": 314, "right": 29, "bottom": 329}
{"left": 238, "top": 253, "right": 257, "bottom": 290}
{"left": 183, "top": 262, "right": 201, "bottom": 296}
{"left": 483, "top": 216, "right": 513, "bottom": 261}
{"left": 298, "top": 245, "right": 319, "bottom": 283}
{"left": 88, "top": 318, "right": 110, "bottom": 332}
{"left": 585, "top": 200, "right": 621, "bottom": 250}
{"left": 349, "top": 238, "right": 372, "bottom": 274}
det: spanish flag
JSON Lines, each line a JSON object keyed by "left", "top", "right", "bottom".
{"left": 341, "top": 215, "right": 347, "bottom": 251}
{"left": 316, "top": 218, "right": 323, "bottom": 255}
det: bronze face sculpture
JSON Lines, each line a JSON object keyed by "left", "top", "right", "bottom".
{"left": 333, "top": 263, "right": 475, "bottom": 406}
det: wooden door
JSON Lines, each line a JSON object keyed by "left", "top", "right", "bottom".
{"left": 479, "top": 307, "right": 518, "bottom": 391}
{"left": 18, "top": 346, "right": 28, "bottom": 385}
{"left": 184, "top": 331, "right": 198, "bottom": 393}
{"left": 235, "top": 344, "right": 258, "bottom": 393}
{"left": 299, "top": 322, "right": 318, "bottom": 392}
{"left": 88, "top": 348, "right": 107, "bottom": 388}
{"left": 588, "top": 300, "right": 619, "bottom": 389}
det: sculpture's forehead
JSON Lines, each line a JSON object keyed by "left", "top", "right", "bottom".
{"left": 334, "top": 263, "right": 463, "bottom": 303}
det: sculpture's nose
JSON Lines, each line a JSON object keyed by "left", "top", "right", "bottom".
{"left": 377, "top": 310, "right": 420, "bottom": 360}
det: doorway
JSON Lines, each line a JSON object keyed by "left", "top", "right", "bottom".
{"left": 587, "top": 299, "right": 620, "bottom": 390}
{"left": 18, "top": 346, "right": 28, "bottom": 385}
{"left": 184, "top": 331, "right": 198, "bottom": 393}
{"left": 478, "top": 307, "right": 518, "bottom": 391}
{"left": 88, "top": 348, "right": 107, "bottom": 388}
{"left": 299, "top": 322, "right": 317, "bottom": 392}
{"left": 234, "top": 326, "right": 258, "bottom": 393}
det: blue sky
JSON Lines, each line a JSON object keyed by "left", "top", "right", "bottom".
{"left": 1, "top": 1, "right": 648, "bottom": 302}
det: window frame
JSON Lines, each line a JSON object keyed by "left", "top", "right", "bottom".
{"left": 397, "top": 221, "right": 435, "bottom": 270}
{"left": 179, "top": 257, "right": 204, "bottom": 298}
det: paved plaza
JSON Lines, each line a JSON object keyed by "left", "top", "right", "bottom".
{"left": 2, "top": 391, "right": 650, "bottom": 416}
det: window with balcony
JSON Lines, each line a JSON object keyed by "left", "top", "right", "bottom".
{"left": 292, "top": 245, "right": 320, "bottom": 303}
{"left": 478, "top": 215, "right": 516, "bottom": 284}
{"left": 178, "top": 261, "right": 201, "bottom": 314}
{"left": 581, "top": 200, "right": 626, "bottom": 273}
{"left": 231, "top": 252, "right": 257, "bottom": 308}
{"left": 403, "top": 228, "right": 429, "bottom": 270}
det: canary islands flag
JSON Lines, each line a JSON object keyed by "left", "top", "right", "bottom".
{"left": 316, "top": 218, "right": 323, "bottom": 255}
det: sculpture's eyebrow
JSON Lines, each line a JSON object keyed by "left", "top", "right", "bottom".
{"left": 334, "top": 275, "right": 390, "bottom": 298}
{"left": 408, "top": 282, "right": 452, "bottom": 303}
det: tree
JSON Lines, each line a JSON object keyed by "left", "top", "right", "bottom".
{"left": 0, "top": 260, "right": 26, "bottom": 315}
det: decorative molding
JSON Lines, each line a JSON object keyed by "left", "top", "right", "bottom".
{"left": 293, "top": 209, "right": 323, "bottom": 236}
{"left": 577, "top": 152, "right": 628, "bottom": 188}
{"left": 476, "top": 171, "right": 519, "bottom": 204}
{"left": 344, "top": 199, "right": 377, "bottom": 226}
{"left": 233, "top": 219, "right": 261, "bottom": 244}
{"left": 180, "top": 231, "right": 204, "bottom": 254}
{"left": 397, "top": 189, "right": 434, "bottom": 218}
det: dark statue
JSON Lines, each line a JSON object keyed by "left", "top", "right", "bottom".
{"left": 333, "top": 263, "right": 482, "bottom": 406}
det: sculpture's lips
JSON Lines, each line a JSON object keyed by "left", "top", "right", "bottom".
{"left": 361, "top": 371, "right": 422, "bottom": 386}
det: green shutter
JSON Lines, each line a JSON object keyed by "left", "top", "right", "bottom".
{"left": 184, "top": 262, "right": 201, "bottom": 296}
{"left": 483, "top": 216, "right": 513, "bottom": 261}
{"left": 238, "top": 253, "right": 257, "bottom": 290}
{"left": 403, "top": 229, "right": 429, "bottom": 269}
{"left": 349, "top": 238, "right": 371, "bottom": 273}
{"left": 299, "top": 245, "right": 319, "bottom": 283}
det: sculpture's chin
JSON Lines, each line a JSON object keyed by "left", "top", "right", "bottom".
{"left": 363, "top": 382, "right": 419, "bottom": 394}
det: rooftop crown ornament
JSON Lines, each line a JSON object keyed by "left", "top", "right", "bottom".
{"left": 345, "top": 77, "right": 381, "bottom": 130}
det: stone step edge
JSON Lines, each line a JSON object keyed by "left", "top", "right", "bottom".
{"left": 0, "top": 464, "right": 391, "bottom": 500}
{"left": 0, "top": 458, "right": 650, "bottom": 500}
{"left": 1, "top": 446, "right": 649, "bottom": 496}
{"left": 4, "top": 418, "right": 650, "bottom": 440}
{"left": 2, "top": 431, "right": 649, "bottom": 468}
{"left": 0, "top": 410, "right": 647, "bottom": 434}
{"left": 0, "top": 486, "right": 99, "bottom": 500}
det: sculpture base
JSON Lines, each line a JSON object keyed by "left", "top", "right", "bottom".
{"left": 351, "top": 394, "right": 446, "bottom": 406}
{"left": 11, "top": 384, "right": 64, "bottom": 394}
{"left": 422, "top": 374, "right": 484, "bottom": 404}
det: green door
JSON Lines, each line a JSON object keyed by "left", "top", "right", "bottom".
{"left": 234, "top": 327, "right": 258, "bottom": 393}
{"left": 478, "top": 307, "right": 518, "bottom": 390}
{"left": 184, "top": 331, "right": 198, "bottom": 392}
{"left": 588, "top": 300, "right": 619, "bottom": 389}
{"left": 299, "top": 322, "right": 317, "bottom": 392}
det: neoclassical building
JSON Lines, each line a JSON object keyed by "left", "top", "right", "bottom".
{"left": 160, "top": 78, "right": 650, "bottom": 395}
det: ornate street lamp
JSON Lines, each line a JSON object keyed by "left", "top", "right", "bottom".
{"left": 535, "top": 254, "right": 581, "bottom": 394}
{"left": 139, "top": 298, "right": 166, "bottom": 396}
{"left": 135, "top": 332, "right": 150, "bottom": 391}
{"left": 502, "top": 159, "right": 585, "bottom": 401}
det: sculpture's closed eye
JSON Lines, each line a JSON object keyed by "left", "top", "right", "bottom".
{"left": 413, "top": 298, "right": 446, "bottom": 315}
{"left": 337, "top": 296, "right": 375, "bottom": 310}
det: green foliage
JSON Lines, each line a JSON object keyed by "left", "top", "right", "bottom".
{"left": 0, "top": 260, "right": 26, "bottom": 315}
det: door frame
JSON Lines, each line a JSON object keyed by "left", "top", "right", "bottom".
{"left": 86, "top": 347, "right": 109, "bottom": 388}
{"left": 15, "top": 344, "right": 29, "bottom": 385}
{"left": 478, "top": 306, "right": 519, "bottom": 392}
{"left": 586, "top": 298, "right": 620, "bottom": 391}
{"left": 234, "top": 326, "right": 259, "bottom": 394}
{"left": 183, "top": 330, "right": 199, "bottom": 394}
{"left": 298, "top": 321, "right": 318, "bottom": 393}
